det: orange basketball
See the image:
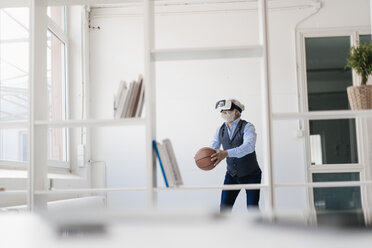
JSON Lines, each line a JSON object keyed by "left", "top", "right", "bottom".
{"left": 194, "top": 147, "right": 217, "bottom": 171}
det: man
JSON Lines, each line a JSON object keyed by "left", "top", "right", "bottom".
{"left": 210, "top": 99, "right": 261, "bottom": 212}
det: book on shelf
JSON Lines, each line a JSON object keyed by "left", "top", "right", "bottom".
{"left": 122, "top": 80, "right": 136, "bottom": 118}
{"left": 129, "top": 75, "right": 143, "bottom": 117}
{"left": 113, "top": 80, "right": 122, "bottom": 111}
{"left": 134, "top": 75, "right": 145, "bottom": 118}
{"left": 163, "top": 139, "right": 183, "bottom": 186}
{"left": 153, "top": 139, "right": 183, "bottom": 187}
{"left": 152, "top": 140, "right": 169, "bottom": 188}
{"left": 157, "top": 140, "right": 176, "bottom": 186}
{"left": 113, "top": 75, "right": 145, "bottom": 119}
{"left": 135, "top": 81, "right": 145, "bottom": 118}
{"left": 114, "top": 80, "right": 127, "bottom": 119}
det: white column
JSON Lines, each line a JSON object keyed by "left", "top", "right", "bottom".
{"left": 28, "top": 0, "right": 48, "bottom": 213}
{"left": 258, "top": 0, "right": 275, "bottom": 214}
{"left": 144, "top": 0, "right": 157, "bottom": 207}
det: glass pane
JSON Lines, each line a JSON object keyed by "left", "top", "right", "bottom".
{"left": 0, "top": 19, "right": 28, "bottom": 121}
{"left": 310, "top": 119, "right": 358, "bottom": 164}
{"left": 47, "top": 6, "right": 65, "bottom": 31}
{"left": 305, "top": 36, "right": 352, "bottom": 111}
{"left": 47, "top": 30, "right": 67, "bottom": 162}
{"left": 0, "top": 129, "right": 27, "bottom": 161}
{"left": 20, "top": 131, "right": 28, "bottom": 162}
{"left": 305, "top": 36, "right": 358, "bottom": 165}
{"left": 48, "top": 128, "right": 67, "bottom": 161}
{"left": 312, "top": 172, "right": 364, "bottom": 226}
{"left": 47, "top": 30, "right": 66, "bottom": 121}
{"left": 359, "top": 34, "right": 371, "bottom": 44}
{"left": 0, "top": 8, "right": 29, "bottom": 40}
{"left": 0, "top": 8, "right": 29, "bottom": 162}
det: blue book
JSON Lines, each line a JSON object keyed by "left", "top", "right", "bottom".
{"left": 153, "top": 140, "right": 169, "bottom": 187}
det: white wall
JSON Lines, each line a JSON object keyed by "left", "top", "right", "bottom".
{"left": 88, "top": 0, "right": 371, "bottom": 213}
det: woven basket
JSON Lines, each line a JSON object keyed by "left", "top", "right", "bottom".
{"left": 347, "top": 85, "right": 372, "bottom": 110}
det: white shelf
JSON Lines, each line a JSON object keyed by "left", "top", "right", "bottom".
{"left": 156, "top": 184, "right": 268, "bottom": 191}
{"left": 45, "top": 0, "right": 261, "bottom": 8}
{"left": 0, "top": 121, "right": 28, "bottom": 129}
{"left": 47, "top": 0, "right": 142, "bottom": 6}
{"left": 273, "top": 109, "right": 372, "bottom": 120}
{"left": 0, "top": 190, "right": 28, "bottom": 195}
{"left": 158, "top": 181, "right": 372, "bottom": 190}
{"left": 34, "top": 184, "right": 267, "bottom": 195}
{"left": 33, "top": 180, "right": 372, "bottom": 196}
{"left": 152, "top": 45, "right": 263, "bottom": 61}
{"left": 34, "top": 118, "right": 146, "bottom": 128}
{"left": 35, "top": 187, "right": 147, "bottom": 195}
{"left": 275, "top": 180, "right": 372, "bottom": 188}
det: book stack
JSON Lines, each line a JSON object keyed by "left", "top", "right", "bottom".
{"left": 153, "top": 139, "right": 183, "bottom": 188}
{"left": 114, "top": 75, "right": 145, "bottom": 118}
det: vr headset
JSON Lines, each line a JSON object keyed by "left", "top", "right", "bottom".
{"left": 215, "top": 99, "right": 242, "bottom": 113}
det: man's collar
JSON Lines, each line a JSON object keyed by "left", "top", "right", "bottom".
{"left": 225, "top": 117, "right": 241, "bottom": 127}
{"left": 232, "top": 117, "right": 241, "bottom": 125}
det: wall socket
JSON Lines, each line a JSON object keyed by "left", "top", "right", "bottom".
{"left": 77, "top": 144, "right": 85, "bottom": 168}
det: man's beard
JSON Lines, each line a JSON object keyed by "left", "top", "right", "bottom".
{"left": 221, "top": 111, "right": 235, "bottom": 122}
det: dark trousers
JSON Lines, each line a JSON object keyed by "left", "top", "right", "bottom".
{"left": 220, "top": 170, "right": 261, "bottom": 212}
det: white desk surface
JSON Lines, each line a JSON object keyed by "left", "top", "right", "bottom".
{"left": 1, "top": 210, "right": 371, "bottom": 248}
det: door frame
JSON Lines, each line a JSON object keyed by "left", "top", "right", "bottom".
{"left": 296, "top": 26, "right": 371, "bottom": 225}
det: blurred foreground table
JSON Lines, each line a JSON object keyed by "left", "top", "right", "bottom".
{"left": 1, "top": 210, "right": 371, "bottom": 248}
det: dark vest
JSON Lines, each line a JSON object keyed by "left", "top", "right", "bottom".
{"left": 219, "top": 119, "right": 261, "bottom": 177}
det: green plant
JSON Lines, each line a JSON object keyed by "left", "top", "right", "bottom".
{"left": 346, "top": 42, "right": 372, "bottom": 85}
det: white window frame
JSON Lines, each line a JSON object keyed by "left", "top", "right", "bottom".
{"left": 46, "top": 6, "right": 70, "bottom": 169}
{"left": 0, "top": 6, "right": 70, "bottom": 171}
{"left": 18, "top": 130, "right": 27, "bottom": 162}
{"left": 297, "top": 26, "right": 371, "bottom": 224}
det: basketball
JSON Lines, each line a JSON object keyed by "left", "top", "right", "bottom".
{"left": 194, "top": 147, "right": 217, "bottom": 170}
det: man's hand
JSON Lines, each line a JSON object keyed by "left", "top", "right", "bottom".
{"left": 211, "top": 149, "right": 229, "bottom": 166}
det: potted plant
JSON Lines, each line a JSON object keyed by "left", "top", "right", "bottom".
{"left": 345, "top": 42, "right": 372, "bottom": 110}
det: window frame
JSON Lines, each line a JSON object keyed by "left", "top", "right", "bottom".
{"left": 0, "top": 6, "right": 70, "bottom": 171}
{"left": 18, "top": 129, "right": 27, "bottom": 162}
{"left": 297, "top": 26, "right": 371, "bottom": 224}
{"left": 47, "top": 11, "right": 70, "bottom": 169}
